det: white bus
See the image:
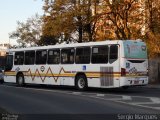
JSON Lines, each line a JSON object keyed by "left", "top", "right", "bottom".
{"left": 4, "top": 40, "right": 148, "bottom": 90}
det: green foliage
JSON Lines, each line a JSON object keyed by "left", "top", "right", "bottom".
{"left": 95, "top": 0, "right": 145, "bottom": 40}
{"left": 145, "top": 0, "right": 160, "bottom": 57}
{"left": 9, "top": 14, "right": 42, "bottom": 47}
{"left": 43, "top": 0, "right": 100, "bottom": 43}
{"left": 10, "top": 0, "right": 160, "bottom": 56}
{"left": 38, "top": 35, "right": 58, "bottom": 46}
{"left": 42, "top": 0, "right": 145, "bottom": 43}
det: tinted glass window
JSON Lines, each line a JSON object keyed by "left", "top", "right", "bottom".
{"left": 0, "top": 56, "right": 5, "bottom": 68}
{"left": 25, "top": 51, "right": 35, "bottom": 65}
{"left": 14, "top": 52, "right": 24, "bottom": 65}
{"left": 109, "top": 45, "right": 118, "bottom": 63}
{"left": 61, "top": 48, "right": 74, "bottom": 64}
{"left": 36, "top": 50, "right": 47, "bottom": 64}
{"left": 48, "top": 49, "right": 60, "bottom": 64}
{"left": 92, "top": 46, "right": 108, "bottom": 64}
{"left": 5, "top": 55, "right": 13, "bottom": 71}
{"left": 76, "top": 47, "right": 90, "bottom": 64}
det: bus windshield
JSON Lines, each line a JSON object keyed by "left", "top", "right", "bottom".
{"left": 0, "top": 56, "right": 5, "bottom": 70}
{"left": 123, "top": 41, "right": 147, "bottom": 59}
{"left": 5, "top": 55, "right": 13, "bottom": 71}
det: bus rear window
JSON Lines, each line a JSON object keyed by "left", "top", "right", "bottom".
{"left": 124, "top": 41, "right": 147, "bottom": 59}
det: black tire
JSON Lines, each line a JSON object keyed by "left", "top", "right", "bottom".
{"left": 122, "top": 86, "right": 129, "bottom": 90}
{"left": 0, "top": 80, "right": 4, "bottom": 84}
{"left": 75, "top": 75, "right": 88, "bottom": 90}
{"left": 16, "top": 73, "right": 25, "bottom": 87}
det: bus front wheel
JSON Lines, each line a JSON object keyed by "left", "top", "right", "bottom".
{"left": 0, "top": 80, "right": 4, "bottom": 84}
{"left": 16, "top": 73, "right": 25, "bottom": 87}
{"left": 75, "top": 75, "right": 88, "bottom": 90}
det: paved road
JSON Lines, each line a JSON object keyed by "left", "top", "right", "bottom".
{"left": 0, "top": 84, "right": 160, "bottom": 120}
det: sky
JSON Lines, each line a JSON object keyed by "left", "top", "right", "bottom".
{"left": 0, "top": 0, "right": 44, "bottom": 45}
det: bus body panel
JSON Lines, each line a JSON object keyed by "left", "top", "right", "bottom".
{"left": 120, "top": 77, "right": 148, "bottom": 87}
{"left": 119, "top": 40, "right": 148, "bottom": 87}
{"left": 4, "top": 40, "right": 148, "bottom": 88}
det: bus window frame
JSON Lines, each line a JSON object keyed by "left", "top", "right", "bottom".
{"left": 35, "top": 50, "right": 47, "bottom": 65}
{"left": 75, "top": 46, "right": 91, "bottom": 64}
{"left": 24, "top": 50, "right": 35, "bottom": 65}
{"left": 109, "top": 44, "right": 119, "bottom": 64}
{"left": 48, "top": 49, "right": 60, "bottom": 64}
{"left": 91, "top": 45, "right": 109, "bottom": 64}
{"left": 61, "top": 48, "right": 75, "bottom": 64}
{"left": 14, "top": 51, "right": 24, "bottom": 65}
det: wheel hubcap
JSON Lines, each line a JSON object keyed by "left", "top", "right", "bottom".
{"left": 78, "top": 78, "right": 85, "bottom": 89}
{"left": 18, "top": 76, "right": 23, "bottom": 85}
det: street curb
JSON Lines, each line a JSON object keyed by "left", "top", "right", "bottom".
{"left": 142, "top": 85, "right": 160, "bottom": 89}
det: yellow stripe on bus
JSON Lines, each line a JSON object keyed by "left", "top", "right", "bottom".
{"left": 5, "top": 71, "right": 147, "bottom": 78}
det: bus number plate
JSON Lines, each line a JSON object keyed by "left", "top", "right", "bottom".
{"left": 134, "top": 81, "right": 139, "bottom": 84}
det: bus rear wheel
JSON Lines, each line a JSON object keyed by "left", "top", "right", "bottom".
{"left": 16, "top": 73, "right": 25, "bottom": 87}
{"left": 75, "top": 75, "right": 88, "bottom": 91}
{"left": 122, "top": 86, "right": 129, "bottom": 90}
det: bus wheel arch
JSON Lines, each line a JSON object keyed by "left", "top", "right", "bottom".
{"left": 16, "top": 72, "right": 25, "bottom": 87}
{"left": 75, "top": 73, "right": 88, "bottom": 90}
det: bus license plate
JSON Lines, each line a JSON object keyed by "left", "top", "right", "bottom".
{"left": 134, "top": 81, "right": 139, "bottom": 84}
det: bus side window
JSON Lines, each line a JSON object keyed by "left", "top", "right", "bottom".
{"left": 14, "top": 52, "right": 24, "bottom": 65}
{"left": 48, "top": 49, "right": 60, "bottom": 64}
{"left": 25, "top": 51, "right": 35, "bottom": 65}
{"left": 109, "top": 45, "right": 118, "bottom": 63}
{"left": 92, "top": 46, "right": 108, "bottom": 64}
{"left": 36, "top": 50, "right": 47, "bottom": 64}
{"left": 76, "top": 47, "right": 90, "bottom": 64}
{"left": 61, "top": 48, "right": 74, "bottom": 64}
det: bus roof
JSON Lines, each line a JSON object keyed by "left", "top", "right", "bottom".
{"left": 8, "top": 40, "right": 145, "bottom": 52}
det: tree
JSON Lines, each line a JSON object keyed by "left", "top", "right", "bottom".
{"left": 9, "top": 14, "right": 43, "bottom": 47}
{"left": 145, "top": 0, "right": 160, "bottom": 57}
{"left": 38, "top": 35, "right": 59, "bottom": 45}
{"left": 42, "top": 0, "right": 100, "bottom": 43}
{"left": 43, "top": 0, "right": 76, "bottom": 43}
{"left": 95, "top": 0, "right": 145, "bottom": 40}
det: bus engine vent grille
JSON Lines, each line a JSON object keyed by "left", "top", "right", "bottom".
{"left": 100, "top": 67, "right": 113, "bottom": 86}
